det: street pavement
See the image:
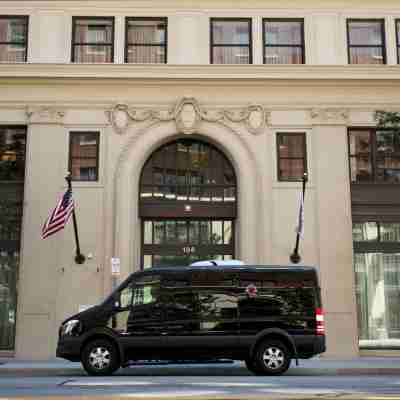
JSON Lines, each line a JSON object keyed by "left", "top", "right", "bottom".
{"left": 1, "top": 358, "right": 400, "bottom": 399}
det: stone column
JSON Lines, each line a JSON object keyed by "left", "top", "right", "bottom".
{"left": 311, "top": 108, "right": 359, "bottom": 358}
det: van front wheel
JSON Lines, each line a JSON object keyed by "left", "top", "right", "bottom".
{"left": 81, "top": 339, "right": 120, "bottom": 376}
{"left": 254, "top": 339, "right": 291, "bottom": 376}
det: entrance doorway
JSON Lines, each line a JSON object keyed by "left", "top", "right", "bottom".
{"left": 139, "top": 139, "right": 237, "bottom": 268}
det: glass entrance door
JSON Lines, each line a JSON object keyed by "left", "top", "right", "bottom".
{"left": 142, "top": 219, "right": 235, "bottom": 268}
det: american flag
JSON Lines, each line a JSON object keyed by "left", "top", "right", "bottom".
{"left": 42, "top": 188, "right": 74, "bottom": 239}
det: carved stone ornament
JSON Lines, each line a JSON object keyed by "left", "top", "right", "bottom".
{"left": 106, "top": 104, "right": 132, "bottom": 135}
{"left": 26, "top": 106, "right": 66, "bottom": 124}
{"left": 174, "top": 98, "right": 202, "bottom": 134}
{"left": 106, "top": 97, "right": 269, "bottom": 135}
{"left": 310, "top": 108, "right": 350, "bottom": 125}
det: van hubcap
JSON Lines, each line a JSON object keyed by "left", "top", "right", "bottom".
{"left": 263, "top": 347, "right": 284, "bottom": 370}
{"left": 89, "top": 347, "right": 111, "bottom": 370}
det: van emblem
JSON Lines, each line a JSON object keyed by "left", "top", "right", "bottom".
{"left": 246, "top": 284, "right": 258, "bottom": 297}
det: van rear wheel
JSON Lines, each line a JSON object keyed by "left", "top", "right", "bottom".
{"left": 254, "top": 339, "right": 291, "bottom": 376}
{"left": 81, "top": 339, "right": 120, "bottom": 376}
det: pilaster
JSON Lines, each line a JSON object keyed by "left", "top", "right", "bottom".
{"left": 15, "top": 107, "right": 67, "bottom": 359}
{"left": 312, "top": 111, "right": 358, "bottom": 358}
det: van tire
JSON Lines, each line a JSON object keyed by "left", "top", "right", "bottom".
{"left": 81, "top": 339, "right": 120, "bottom": 376}
{"left": 253, "top": 339, "right": 291, "bottom": 376}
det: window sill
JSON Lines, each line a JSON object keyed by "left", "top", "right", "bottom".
{"left": 351, "top": 182, "right": 400, "bottom": 186}
{"left": 64, "top": 182, "right": 104, "bottom": 189}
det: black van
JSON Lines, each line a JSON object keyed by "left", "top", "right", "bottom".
{"left": 57, "top": 265, "right": 325, "bottom": 376}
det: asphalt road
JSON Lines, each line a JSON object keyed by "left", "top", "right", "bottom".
{"left": 1, "top": 364, "right": 400, "bottom": 399}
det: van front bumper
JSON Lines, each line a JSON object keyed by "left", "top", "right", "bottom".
{"left": 56, "top": 337, "right": 83, "bottom": 362}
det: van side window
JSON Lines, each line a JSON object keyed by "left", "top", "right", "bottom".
{"left": 132, "top": 274, "right": 161, "bottom": 306}
{"left": 133, "top": 283, "right": 160, "bottom": 306}
{"left": 166, "top": 290, "right": 194, "bottom": 321}
{"left": 197, "top": 291, "right": 238, "bottom": 320}
{"left": 120, "top": 285, "right": 134, "bottom": 309}
{"left": 239, "top": 288, "right": 315, "bottom": 318}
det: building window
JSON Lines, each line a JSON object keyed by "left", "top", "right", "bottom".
{"left": 0, "top": 126, "right": 26, "bottom": 181}
{"left": 347, "top": 19, "right": 386, "bottom": 64}
{"left": 125, "top": 17, "right": 167, "bottom": 64}
{"left": 263, "top": 19, "right": 304, "bottom": 64}
{"left": 276, "top": 133, "right": 307, "bottom": 181}
{"left": 140, "top": 139, "right": 236, "bottom": 203}
{"left": 210, "top": 18, "right": 252, "bottom": 64}
{"left": 71, "top": 17, "right": 114, "bottom": 63}
{"left": 396, "top": 20, "right": 400, "bottom": 64}
{"left": 0, "top": 125, "right": 26, "bottom": 351}
{"left": 349, "top": 128, "right": 400, "bottom": 183}
{"left": 69, "top": 132, "right": 99, "bottom": 181}
{"left": 353, "top": 222, "right": 400, "bottom": 349}
{"left": 0, "top": 16, "right": 28, "bottom": 63}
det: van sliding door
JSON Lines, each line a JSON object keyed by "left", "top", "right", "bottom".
{"left": 165, "top": 270, "right": 240, "bottom": 359}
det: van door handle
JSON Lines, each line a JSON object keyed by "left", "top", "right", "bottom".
{"left": 161, "top": 332, "right": 168, "bottom": 335}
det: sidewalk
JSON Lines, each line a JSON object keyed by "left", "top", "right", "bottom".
{"left": 1, "top": 357, "right": 400, "bottom": 376}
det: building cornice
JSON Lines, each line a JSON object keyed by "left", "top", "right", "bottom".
{"left": 1, "top": 64, "right": 400, "bottom": 84}
{"left": 3, "top": 0, "right": 400, "bottom": 11}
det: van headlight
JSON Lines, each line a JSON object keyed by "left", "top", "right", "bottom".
{"left": 60, "top": 319, "right": 82, "bottom": 337}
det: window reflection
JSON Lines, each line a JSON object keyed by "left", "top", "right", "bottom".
{"left": 277, "top": 133, "right": 307, "bottom": 181}
{"left": 380, "top": 224, "right": 400, "bottom": 242}
{"left": 144, "top": 221, "right": 152, "bottom": 245}
{"left": 197, "top": 292, "right": 238, "bottom": 320}
{"left": 72, "top": 18, "right": 114, "bottom": 63}
{"left": 0, "top": 126, "right": 26, "bottom": 350}
{"left": 0, "top": 17, "right": 28, "bottom": 62}
{"left": 355, "top": 253, "right": 400, "bottom": 348}
{"left": 69, "top": 132, "right": 99, "bottom": 181}
{"left": 154, "top": 221, "right": 164, "bottom": 244}
{"left": 0, "top": 127, "right": 26, "bottom": 181}
{"left": 347, "top": 20, "right": 386, "bottom": 64}
{"left": 347, "top": 129, "right": 400, "bottom": 183}
{"left": 352, "top": 222, "right": 378, "bottom": 241}
{"left": 264, "top": 20, "right": 304, "bottom": 64}
{"left": 211, "top": 19, "right": 252, "bottom": 64}
{"left": 125, "top": 18, "right": 167, "bottom": 64}
{"left": 142, "top": 219, "right": 235, "bottom": 268}
{"left": 212, "top": 221, "right": 223, "bottom": 244}
{"left": 224, "top": 221, "right": 232, "bottom": 244}
{"left": 140, "top": 140, "right": 236, "bottom": 204}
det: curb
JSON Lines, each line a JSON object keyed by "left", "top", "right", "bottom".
{"left": 2, "top": 395, "right": 400, "bottom": 400}
{"left": 1, "top": 366, "right": 400, "bottom": 376}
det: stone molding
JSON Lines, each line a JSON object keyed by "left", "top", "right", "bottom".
{"left": 3, "top": 64, "right": 400, "bottom": 82}
{"left": 26, "top": 106, "right": 66, "bottom": 125}
{"left": 310, "top": 108, "right": 350, "bottom": 125}
{"left": 106, "top": 97, "right": 269, "bottom": 136}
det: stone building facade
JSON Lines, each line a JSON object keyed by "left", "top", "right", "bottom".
{"left": 1, "top": 0, "right": 400, "bottom": 359}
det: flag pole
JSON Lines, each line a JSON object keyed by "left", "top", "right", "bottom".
{"left": 65, "top": 173, "right": 85, "bottom": 264}
{"left": 290, "top": 172, "right": 308, "bottom": 264}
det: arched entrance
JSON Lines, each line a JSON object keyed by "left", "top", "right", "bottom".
{"left": 139, "top": 138, "right": 237, "bottom": 268}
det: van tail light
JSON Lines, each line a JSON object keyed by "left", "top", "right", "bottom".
{"left": 316, "top": 308, "right": 325, "bottom": 336}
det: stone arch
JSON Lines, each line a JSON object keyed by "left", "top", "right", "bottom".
{"left": 113, "top": 120, "right": 260, "bottom": 278}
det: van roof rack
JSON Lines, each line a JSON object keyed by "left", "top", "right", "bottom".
{"left": 190, "top": 259, "right": 245, "bottom": 267}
